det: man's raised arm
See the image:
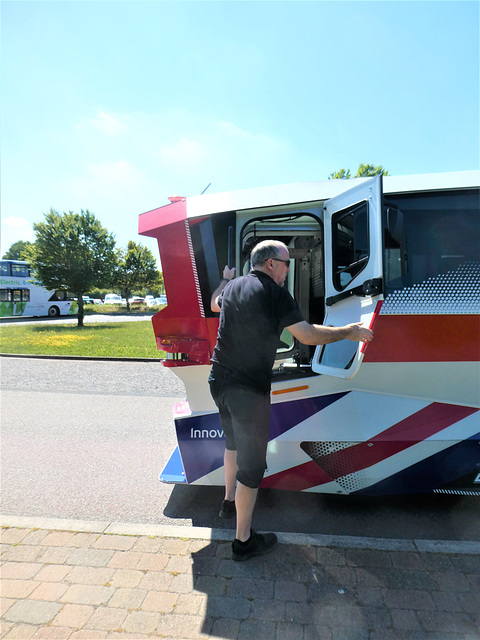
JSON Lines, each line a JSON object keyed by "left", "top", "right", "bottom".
{"left": 210, "top": 266, "right": 236, "bottom": 313}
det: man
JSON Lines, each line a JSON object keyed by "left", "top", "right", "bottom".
{"left": 209, "top": 240, "right": 373, "bottom": 561}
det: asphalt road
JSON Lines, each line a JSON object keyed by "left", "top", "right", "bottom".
{"left": 1, "top": 356, "right": 479, "bottom": 541}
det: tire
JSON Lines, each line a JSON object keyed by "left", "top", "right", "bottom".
{"left": 48, "top": 306, "right": 60, "bottom": 318}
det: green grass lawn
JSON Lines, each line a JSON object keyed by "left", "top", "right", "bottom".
{"left": 0, "top": 321, "right": 167, "bottom": 359}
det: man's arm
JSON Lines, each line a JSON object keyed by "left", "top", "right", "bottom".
{"left": 210, "top": 266, "right": 236, "bottom": 313}
{"left": 286, "top": 320, "right": 373, "bottom": 345}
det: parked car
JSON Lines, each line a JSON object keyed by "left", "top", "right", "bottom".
{"left": 144, "top": 295, "right": 156, "bottom": 306}
{"left": 128, "top": 296, "right": 145, "bottom": 305}
{"left": 82, "top": 296, "right": 102, "bottom": 305}
{"left": 104, "top": 293, "right": 126, "bottom": 305}
{"left": 155, "top": 295, "right": 167, "bottom": 305}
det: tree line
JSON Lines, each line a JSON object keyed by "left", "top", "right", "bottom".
{"left": 2, "top": 209, "right": 162, "bottom": 327}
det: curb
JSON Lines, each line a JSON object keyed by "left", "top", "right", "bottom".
{"left": 2, "top": 514, "right": 479, "bottom": 555}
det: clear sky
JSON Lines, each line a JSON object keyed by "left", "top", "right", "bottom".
{"left": 1, "top": 0, "right": 479, "bottom": 263}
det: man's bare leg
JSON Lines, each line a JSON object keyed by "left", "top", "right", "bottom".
{"left": 224, "top": 449, "right": 237, "bottom": 501}
{"left": 235, "top": 482, "right": 258, "bottom": 541}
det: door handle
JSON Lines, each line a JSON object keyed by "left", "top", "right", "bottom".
{"left": 362, "top": 278, "right": 382, "bottom": 296}
{"left": 326, "top": 278, "right": 382, "bottom": 306}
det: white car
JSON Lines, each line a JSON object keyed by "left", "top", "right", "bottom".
{"left": 104, "top": 293, "right": 125, "bottom": 305}
{"left": 144, "top": 295, "right": 156, "bottom": 306}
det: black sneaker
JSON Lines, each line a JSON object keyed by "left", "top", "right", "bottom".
{"left": 232, "top": 529, "right": 278, "bottom": 561}
{"left": 219, "top": 499, "right": 236, "bottom": 519}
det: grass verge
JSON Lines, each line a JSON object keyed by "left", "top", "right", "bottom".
{"left": 84, "top": 303, "right": 160, "bottom": 315}
{"left": 0, "top": 321, "right": 167, "bottom": 359}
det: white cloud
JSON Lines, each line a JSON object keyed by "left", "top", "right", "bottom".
{"left": 156, "top": 117, "right": 291, "bottom": 188}
{"left": 84, "top": 111, "right": 128, "bottom": 137}
{"left": 0, "top": 216, "right": 35, "bottom": 256}
{"left": 86, "top": 159, "right": 143, "bottom": 185}
{"left": 64, "top": 159, "right": 148, "bottom": 197}
{"left": 160, "top": 136, "right": 206, "bottom": 167}
{"left": 2, "top": 216, "right": 33, "bottom": 229}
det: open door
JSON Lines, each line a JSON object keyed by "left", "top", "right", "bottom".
{"left": 312, "top": 175, "right": 383, "bottom": 379}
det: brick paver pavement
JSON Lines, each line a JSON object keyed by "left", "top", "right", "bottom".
{"left": 1, "top": 519, "right": 479, "bottom": 639}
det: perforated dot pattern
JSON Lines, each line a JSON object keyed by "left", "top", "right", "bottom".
{"left": 381, "top": 261, "right": 480, "bottom": 315}
{"left": 302, "top": 441, "right": 351, "bottom": 458}
{"left": 300, "top": 441, "right": 365, "bottom": 492}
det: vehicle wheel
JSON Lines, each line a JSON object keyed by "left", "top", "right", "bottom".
{"left": 48, "top": 306, "right": 60, "bottom": 318}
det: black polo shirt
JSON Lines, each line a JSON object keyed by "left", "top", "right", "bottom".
{"left": 211, "top": 270, "right": 304, "bottom": 392}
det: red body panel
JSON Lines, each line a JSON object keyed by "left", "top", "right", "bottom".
{"left": 148, "top": 217, "right": 219, "bottom": 365}
{"left": 363, "top": 314, "right": 480, "bottom": 363}
{"left": 138, "top": 201, "right": 187, "bottom": 237}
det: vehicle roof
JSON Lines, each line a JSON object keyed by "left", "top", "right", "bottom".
{"left": 139, "top": 170, "right": 479, "bottom": 237}
{"left": 0, "top": 259, "right": 29, "bottom": 265}
{"left": 184, "top": 170, "right": 480, "bottom": 219}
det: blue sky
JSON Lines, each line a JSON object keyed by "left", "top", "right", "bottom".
{"left": 1, "top": 0, "right": 479, "bottom": 263}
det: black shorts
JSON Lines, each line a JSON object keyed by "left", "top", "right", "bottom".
{"left": 209, "top": 366, "right": 271, "bottom": 489}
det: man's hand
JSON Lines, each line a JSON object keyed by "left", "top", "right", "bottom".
{"left": 347, "top": 322, "right": 374, "bottom": 343}
{"left": 223, "top": 266, "right": 236, "bottom": 280}
{"left": 211, "top": 266, "right": 236, "bottom": 313}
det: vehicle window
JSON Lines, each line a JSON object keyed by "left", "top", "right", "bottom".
{"left": 0, "top": 289, "right": 11, "bottom": 301}
{"left": 22, "top": 290, "right": 30, "bottom": 302}
{"left": 12, "top": 289, "right": 22, "bottom": 302}
{"left": 384, "top": 189, "right": 479, "bottom": 295}
{"left": 189, "top": 211, "right": 236, "bottom": 318}
{"left": 316, "top": 339, "right": 358, "bottom": 371}
{"left": 49, "top": 290, "right": 67, "bottom": 302}
{"left": 332, "top": 200, "right": 369, "bottom": 291}
{"left": 0, "top": 262, "right": 10, "bottom": 276}
{"left": 11, "top": 264, "right": 30, "bottom": 277}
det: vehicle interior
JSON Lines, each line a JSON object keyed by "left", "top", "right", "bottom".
{"left": 239, "top": 210, "right": 324, "bottom": 380}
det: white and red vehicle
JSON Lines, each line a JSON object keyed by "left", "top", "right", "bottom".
{"left": 139, "top": 171, "right": 480, "bottom": 496}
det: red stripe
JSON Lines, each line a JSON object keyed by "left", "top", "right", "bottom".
{"left": 360, "top": 300, "right": 383, "bottom": 354}
{"left": 261, "top": 403, "right": 478, "bottom": 491}
{"left": 363, "top": 315, "right": 480, "bottom": 363}
{"left": 261, "top": 460, "right": 333, "bottom": 491}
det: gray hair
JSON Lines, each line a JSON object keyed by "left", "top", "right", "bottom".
{"left": 251, "top": 240, "right": 288, "bottom": 267}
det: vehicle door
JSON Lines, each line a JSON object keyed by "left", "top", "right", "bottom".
{"left": 312, "top": 175, "right": 383, "bottom": 379}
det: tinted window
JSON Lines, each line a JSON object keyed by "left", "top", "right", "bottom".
{"left": 332, "top": 201, "right": 369, "bottom": 290}
{"left": 189, "top": 211, "right": 236, "bottom": 318}
{"left": 11, "top": 264, "right": 30, "bottom": 277}
{"left": 384, "top": 189, "right": 479, "bottom": 294}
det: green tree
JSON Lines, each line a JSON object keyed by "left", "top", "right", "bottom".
{"left": 31, "top": 209, "right": 117, "bottom": 326}
{"left": 329, "top": 163, "right": 389, "bottom": 179}
{"left": 2, "top": 240, "right": 33, "bottom": 260}
{"left": 144, "top": 270, "right": 165, "bottom": 297}
{"left": 328, "top": 168, "right": 352, "bottom": 180}
{"left": 114, "top": 241, "right": 159, "bottom": 311}
{"left": 355, "top": 163, "right": 389, "bottom": 177}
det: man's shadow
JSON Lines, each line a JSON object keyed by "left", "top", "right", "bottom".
{"left": 163, "top": 483, "right": 476, "bottom": 539}
{"left": 190, "top": 536, "right": 331, "bottom": 639}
